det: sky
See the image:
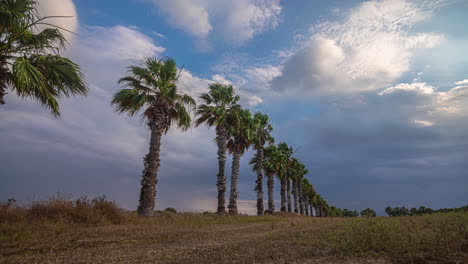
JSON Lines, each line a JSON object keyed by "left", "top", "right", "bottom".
{"left": 1, "top": 0, "right": 467, "bottom": 215}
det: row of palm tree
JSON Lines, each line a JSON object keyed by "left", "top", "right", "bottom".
{"left": 112, "top": 56, "right": 337, "bottom": 217}
{"left": 0, "top": 1, "right": 337, "bottom": 217}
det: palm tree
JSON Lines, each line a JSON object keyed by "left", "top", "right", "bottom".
{"left": 112, "top": 57, "right": 195, "bottom": 217}
{"left": 289, "top": 158, "right": 301, "bottom": 214}
{"left": 297, "top": 165, "right": 309, "bottom": 215}
{"left": 196, "top": 83, "right": 240, "bottom": 215}
{"left": 264, "top": 145, "right": 280, "bottom": 213}
{"left": 277, "top": 142, "right": 292, "bottom": 212}
{"left": 302, "top": 178, "right": 310, "bottom": 216}
{"left": 249, "top": 144, "right": 283, "bottom": 214}
{"left": 0, "top": 0, "right": 87, "bottom": 115}
{"left": 251, "top": 112, "right": 274, "bottom": 216}
{"left": 227, "top": 108, "right": 253, "bottom": 214}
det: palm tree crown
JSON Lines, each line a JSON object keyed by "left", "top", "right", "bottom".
{"left": 252, "top": 112, "right": 274, "bottom": 149}
{"left": 195, "top": 83, "right": 240, "bottom": 131}
{"left": 0, "top": 0, "right": 87, "bottom": 115}
{"left": 112, "top": 57, "right": 195, "bottom": 131}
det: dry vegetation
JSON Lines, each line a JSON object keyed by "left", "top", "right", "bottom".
{"left": 1, "top": 196, "right": 467, "bottom": 264}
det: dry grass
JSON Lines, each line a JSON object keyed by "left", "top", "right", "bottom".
{"left": 0, "top": 197, "right": 467, "bottom": 264}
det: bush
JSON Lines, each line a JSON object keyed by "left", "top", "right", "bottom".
{"left": 164, "top": 207, "right": 177, "bottom": 214}
{"left": 0, "top": 195, "right": 125, "bottom": 225}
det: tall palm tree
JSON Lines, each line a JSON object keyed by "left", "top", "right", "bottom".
{"left": 249, "top": 144, "right": 277, "bottom": 214}
{"left": 276, "top": 142, "right": 292, "bottom": 212}
{"left": 0, "top": 0, "right": 87, "bottom": 115}
{"left": 227, "top": 108, "right": 253, "bottom": 215}
{"left": 289, "top": 158, "right": 301, "bottom": 214}
{"left": 251, "top": 112, "right": 274, "bottom": 216}
{"left": 196, "top": 83, "right": 240, "bottom": 215}
{"left": 264, "top": 145, "right": 281, "bottom": 213}
{"left": 302, "top": 178, "right": 312, "bottom": 216}
{"left": 112, "top": 57, "right": 195, "bottom": 217}
{"left": 297, "top": 164, "right": 309, "bottom": 215}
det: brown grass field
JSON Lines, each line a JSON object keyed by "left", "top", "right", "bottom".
{"left": 1, "top": 197, "right": 467, "bottom": 264}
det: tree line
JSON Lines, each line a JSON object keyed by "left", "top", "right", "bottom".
{"left": 113, "top": 58, "right": 340, "bottom": 217}
{"left": 385, "top": 205, "right": 468, "bottom": 217}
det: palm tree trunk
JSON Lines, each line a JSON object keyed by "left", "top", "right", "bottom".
{"left": 280, "top": 177, "right": 286, "bottom": 212}
{"left": 267, "top": 172, "right": 275, "bottom": 213}
{"left": 287, "top": 179, "right": 292, "bottom": 212}
{"left": 292, "top": 179, "right": 298, "bottom": 213}
{"left": 137, "top": 124, "right": 164, "bottom": 217}
{"left": 255, "top": 148, "right": 264, "bottom": 216}
{"left": 298, "top": 181, "right": 304, "bottom": 215}
{"left": 305, "top": 199, "right": 309, "bottom": 216}
{"left": 310, "top": 204, "right": 314, "bottom": 217}
{"left": 228, "top": 150, "right": 241, "bottom": 215}
{"left": 215, "top": 127, "right": 228, "bottom": 215}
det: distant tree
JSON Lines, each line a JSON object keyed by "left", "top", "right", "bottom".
{"left": 360, "top": 208, "right": 376, "bottom": 217}
{"left": 385, "top": 206, "right": 394, "bottom": 217}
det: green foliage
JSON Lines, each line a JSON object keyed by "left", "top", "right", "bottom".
{"left": 195, "top": 83, "right": 240, "bottom": 131}
{"left": 164, "top": 207, "right": 177, "bottom": 214}
{"left": 385, "top": 205, "right": 466, "bottom": 217}
{"left": 0, "top": 0, "right": 87, "bottom": 114}
{"left": 251, "top": 112, "right": 274, "bottom": 149}
{"left": 360, "top": 208, "right": 377, "bottom": 217}
{"left": 227, "top": 108, "right": 254, "bottom": 155}
{"left": 111, "top": 57, "right": 195, "bottom": 132}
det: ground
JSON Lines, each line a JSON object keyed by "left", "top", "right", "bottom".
{"left": 1, "top": 203, "right": 466, "bottom": 264}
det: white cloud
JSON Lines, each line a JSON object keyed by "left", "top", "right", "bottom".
{"left": 379, "top": 82, "right": 435, "bottom": 95}
{"left": 150, "top": 0, "right": 212, "bottom": 37}
{"left": 378, "top": 79, "right": 468, "bottom": 117}
{"left": 214, "top": 0, "right": 282, "bottom": 45}
{"left": 455, "top": 79, "right": 468, "bottom": 86}
{"left": 73, "top": 25, "right": 165, "bottom": 62}
{"left": 245, "top": 65, "right": 282, "bottom": 86}
{"left": 36, "top": 0, "right": 78, "bottom": 43}
{"left": 148, "top": 0, "right": 281, "bottom": 45}
{"left": 413, "top": 119, "right": 434, "bottom": 127}
{"left": 272, "top": 0, "right": 445, "bottom": 96}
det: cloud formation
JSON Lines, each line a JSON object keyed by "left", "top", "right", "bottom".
{"left": 272, "top": 0, "right": 444, "bottom": 96}
{"left": 149, "top": 0, "right": 282, "bottom": 45}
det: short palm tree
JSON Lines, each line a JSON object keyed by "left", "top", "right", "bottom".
{"left": 112, "top": 57, "right": 195, "bottom": 217}
{"left": 0, "top": 0, "right": 87, "bottom": 115}
{"left": 227, "top": 108, "right": 253, "bottom": 214}
{"left": 195, "top": 83, "right": 240, "bottom": 215}
{"left": 251, "top": 112, "right": 274, "bottom": 216}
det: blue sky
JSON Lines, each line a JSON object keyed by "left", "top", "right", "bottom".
{"left": 1, "top": 0, "right": 467, "bottom": 215}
